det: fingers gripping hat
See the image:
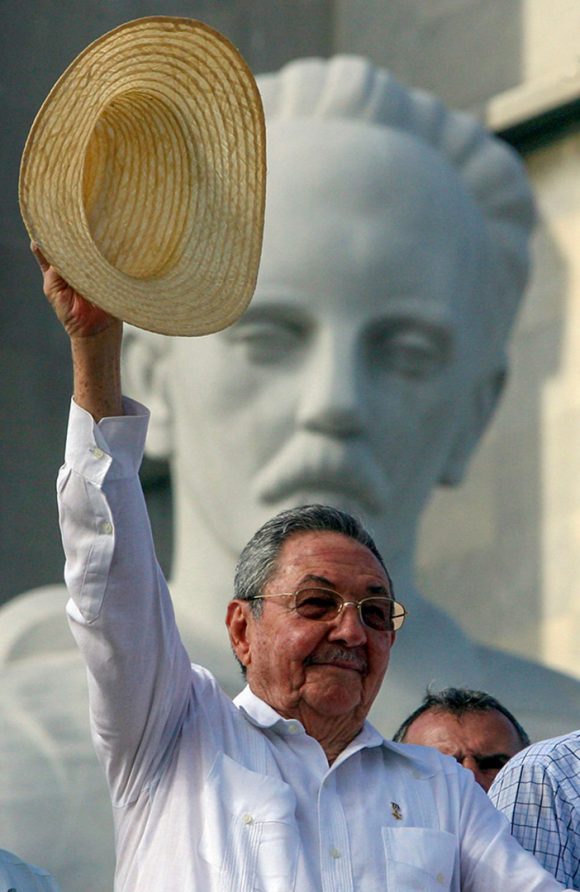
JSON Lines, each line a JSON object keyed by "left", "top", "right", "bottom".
{"left": 19, "top": 17, "right": 266, "bottom": 336}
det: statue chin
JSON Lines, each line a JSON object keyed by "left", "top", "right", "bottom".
{"left": 267, "top": 489, "right": 380, "bottom": 518}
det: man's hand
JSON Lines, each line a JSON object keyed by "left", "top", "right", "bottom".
{"left": 31, "top": 242, "right": 124, "bottom": 420}
{"left": 32, "top": 241, "right": 119, "bottom": 339}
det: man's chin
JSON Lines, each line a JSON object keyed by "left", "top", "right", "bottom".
{"left": 304, "top": 683, "right": 365, "bottom": 719}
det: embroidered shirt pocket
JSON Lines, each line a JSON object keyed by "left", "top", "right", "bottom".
{"left": 199, "top": 751, "right": 299, "bottom": 892}
{"left": 382, "top": 827, "right": 457, "bottom": 890}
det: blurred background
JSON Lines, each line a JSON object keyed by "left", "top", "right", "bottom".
{"left": 2, "top": 0, "right": 580, "bottom": 679}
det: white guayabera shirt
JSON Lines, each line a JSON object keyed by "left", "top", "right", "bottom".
{"left": 60, "top": 398, "right": 570, "bottom": 892}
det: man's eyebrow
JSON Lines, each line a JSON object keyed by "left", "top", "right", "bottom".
{"left": 367, "top": 583, "right": 390, "bottom": 596}
{"left": 299, "top": 574, "right": 335, "bottom": 587}
{"left": 298, "top": 575, "right": 390, "bottom": 596}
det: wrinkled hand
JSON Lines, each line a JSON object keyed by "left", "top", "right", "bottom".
{"left": 31, "top": 241, "right": 120, "bottom": 339}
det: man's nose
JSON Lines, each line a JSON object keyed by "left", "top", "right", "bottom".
{"left": 296, "top": 329, "right": 364, "bottom": 436}
{"left": 328, "top": 602, "right": 368, "bottom": 645}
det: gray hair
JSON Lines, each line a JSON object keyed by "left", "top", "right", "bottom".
{"left": 233, "top": 503, "right": 392, "bottom": 618}
{"left": 392, "top": 686, "right": 530, "bottom": 748}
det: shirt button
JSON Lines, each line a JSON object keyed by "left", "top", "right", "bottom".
{"left": 288, "top": 723, "right": 300, "bottom": 734}
{"left": 436, "top": 872, "right": 446, "bottom": 885}
{"left": 242, "top": 813, "right": 254, "bottom": 825}
{"left": 100, "top": 521, "right": 113, "bottom": 535}
{"left": 330, "top": 847, "right": 342, "bottom": 859}
{"left": 91, "top": 447, "right": 105, "bottom": 459}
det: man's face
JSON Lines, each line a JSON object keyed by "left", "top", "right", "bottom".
{"left": 227, "top": 531, "right": 395, "bottom": 733}
{"left": 167, "top": 121, "right": 491, "bottom": 559}
{"left": 402, "top": 708, "right": 524, "bottom": 791}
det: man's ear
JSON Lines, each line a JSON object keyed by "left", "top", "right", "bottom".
{"left": 226, "top": 600, "right": 253, "bottom": 670}
{"left": 121, "top": 327, "right": 174, "bottom": 459}
{"left": 438, "top": 366, "right": 506, "bottom": 486}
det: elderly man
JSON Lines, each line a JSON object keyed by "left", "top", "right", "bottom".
{"left": 33, "top": 247, "right": 571, "bottom": 892}
{"left": 393, "top": 687, "right": 529, "bottom": 791}
{"left": 490, "top": 730, "right": 580, "bottom": 888}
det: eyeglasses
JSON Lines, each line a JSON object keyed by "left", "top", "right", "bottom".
{"left": 250, "top": 587, "right": 407, "bottom": 632}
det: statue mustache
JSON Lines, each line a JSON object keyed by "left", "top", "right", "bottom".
{"left": 251, "top": 434, "right": 388, "bottom": 513}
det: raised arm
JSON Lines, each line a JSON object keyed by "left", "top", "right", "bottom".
{"left": 32, "top": 242, "right": 123, "bottom": 420}
{"left": 33, "top": 243, "right": 194, "bottom": 807}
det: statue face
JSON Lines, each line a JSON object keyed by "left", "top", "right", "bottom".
{"left": 167, "top": 121, "right": 491, "bottom": 560}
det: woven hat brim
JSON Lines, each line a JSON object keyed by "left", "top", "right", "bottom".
{"left": 19, "top": 16, "right": 266, "bottom": 336}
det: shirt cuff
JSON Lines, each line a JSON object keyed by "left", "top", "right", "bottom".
{"left": 64, "top": 396, "right": 150, "bottom": 483}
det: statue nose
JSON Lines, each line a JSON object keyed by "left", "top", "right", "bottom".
{"left": 296, "top": 332, "right": 364, "bottom": 436}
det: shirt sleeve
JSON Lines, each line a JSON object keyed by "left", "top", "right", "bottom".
{"left": 489, "top": 752, "right": 580, "bottom": 889}
{"left": 60, "top": 397, "right": 194, "bottom": 808}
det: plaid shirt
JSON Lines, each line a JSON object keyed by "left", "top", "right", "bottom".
{"left": 490, "top": 731, "right": 580, "bottom": 889}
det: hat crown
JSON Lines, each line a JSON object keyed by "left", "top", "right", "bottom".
{"left": 83, "top": 89, "right": 191, "bottom": 281}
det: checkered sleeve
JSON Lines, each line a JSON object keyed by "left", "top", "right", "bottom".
{"left": 489, "top": 735, "right": 580, "bottom": 889}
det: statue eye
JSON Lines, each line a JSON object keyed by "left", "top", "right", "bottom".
{"left": 225, "top": 319, "right": 307, "bottom": 365}
{"left": 371, "top": 324, "right": 451, "bottom": 378}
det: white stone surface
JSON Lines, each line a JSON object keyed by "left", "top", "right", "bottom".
{"left": 418, "top": 131, "right": 580, "bottom": 679}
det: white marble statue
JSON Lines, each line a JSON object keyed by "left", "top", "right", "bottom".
{"left": 3, "top": 56, "right": 580, "bottom": 892}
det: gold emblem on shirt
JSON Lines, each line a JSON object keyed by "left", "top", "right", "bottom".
{"left": 391, "top": 801, "right": 403, "bottom": 820}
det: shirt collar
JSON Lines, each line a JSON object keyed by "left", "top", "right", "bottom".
{"left": 234, "top": 684, "right": 290, "bottom": 730}
{"left": 233, "top": 684, "right": 435, "bottom": 777}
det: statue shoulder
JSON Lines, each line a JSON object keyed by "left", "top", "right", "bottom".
{"left": 0, "top": 584, "right": 72, "bottom": 665}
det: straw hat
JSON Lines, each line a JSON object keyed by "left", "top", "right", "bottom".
{"left": 19, "top": 17, "right": 266, "bottom": 336}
